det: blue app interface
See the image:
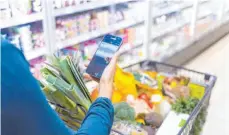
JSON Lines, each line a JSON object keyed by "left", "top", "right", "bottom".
{"left": 88, "top": 41, "right": 120, "bottom": 78}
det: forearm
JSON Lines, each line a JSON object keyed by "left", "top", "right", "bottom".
{"left": 76, "top": 97, "right": 114, "bottom": 135}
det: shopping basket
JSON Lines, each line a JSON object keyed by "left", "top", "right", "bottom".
{"left": 120, "top": 60, "right": 217, "bottom": 135}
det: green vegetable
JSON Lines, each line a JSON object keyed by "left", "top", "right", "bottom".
{"left": 39, "top": 55, "right": 92, "bottom": 130}
{"left": 172, "top": 97, "right": 199, "bottom": 114}
{"left": 190, "top": 107, "right": 207, "bottom": 135}
{"left": 66, "top": 56, "right": 92, "bottom": 103}
{"left": 114, "top": 102, "right": 135, "bottom": 121}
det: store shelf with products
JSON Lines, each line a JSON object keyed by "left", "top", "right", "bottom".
{"left": 1, "top": 21, "right": 46, "bottom": 61}
{"left": 0, "top": 13, "right": 43, "bottom": 29}
{"left": 57, "top": 19, "right": 144, "bottom": 49}
{"left": 119, "top": 10, "right": 217, "bottom": 67}
{"left": 150, "top": 19, "right": 229, "bottom": 66}
{"left": 150, "top": 17, "right": 216, "bottom": 61}
{"left": 54, "top": 0, "right": 135, "bottom": 17}
{"left": 151, "top": 6, "right": 213, "bottom": 40}
{"left": 0, "top": 0, "right": 43, "bottom": 28}
{"left": 151, "top": 0, "right": 209, "bottom": 19}
{"left": 54, "top": 0, "right": 144, "bottom": 49}
{"left": 24, "top": 47, "right": 46, "bottom": 60}
{"left": 119, "top": 39, "right": 143, "bottom": 55}
{"left": 1, "top": 0, "right": 46, "bottom": 62}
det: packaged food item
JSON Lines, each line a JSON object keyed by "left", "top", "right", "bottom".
{"left": 18, "top": 25, "right": 33, "bottom": 52}
{"left": 111, "top": 121, "right": 147, "bottom": 135}
{"left": 133, "top": 71, "right": 158, "bottom": 89}
{"left": 10, "top": 0, "right": 32, "bottom": 16}
{"left": 114, "top": 66, "right": 138, "bottom": 98}
{"left": 188, "top": 83, "right": 205, "bottom": 99}
{"left": 156, "top": 111, "right": 189, "bottom": 135}
{"left": 130, "top": 99, "right": 153, "bottom": 115}
{"left": 162, "top": 76, "right": 190, "bottom": 101}
{"left": 32, "top": 0, "right": 42, "bottom": 12}
{"left": 0, "top": 9, "right": 11, "bottom": 19}
{"left": 153, "top": 99, "right": 171, "bottom": 118}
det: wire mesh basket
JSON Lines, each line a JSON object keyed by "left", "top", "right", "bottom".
{"left": 121, "top": 60, "right": 217, "bottom": 135}
{"left": 49, "top": 60, "right": 216, "bottom": 135}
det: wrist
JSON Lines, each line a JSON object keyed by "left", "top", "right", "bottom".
{"left": 98, "top": 83, "right": 113, "bottom": 99}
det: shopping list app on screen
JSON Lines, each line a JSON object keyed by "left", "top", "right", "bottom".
{"left": 86, "top": 34, "right": 122, "bottom": 79}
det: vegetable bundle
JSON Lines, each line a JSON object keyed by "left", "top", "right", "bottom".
{"left": 39, "top": 56, "right": 92, "bottom": 130}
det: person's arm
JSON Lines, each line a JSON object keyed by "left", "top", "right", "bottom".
{"left": 1, "top": 39, "right": 74, "bottom": 135}
{"left": 76, "top": 97, "right": 114, "bottom": 135}
{"left": 1, "top": 38, "right": 118, "bottom": 135}
{"left": 77, "top": 51, "right": 120, "bottom": 135}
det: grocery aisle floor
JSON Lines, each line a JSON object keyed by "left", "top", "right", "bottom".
{"left": 185, "top": 34, "right": 229, "bottom": 135}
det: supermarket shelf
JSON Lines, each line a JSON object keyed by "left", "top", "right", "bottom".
{"left": 151, "top": 11, "right": 213, "bottom": 41}
{"left": 24, "top": 47, "right": 46, "bottom": 60}
{"left": 120, "top": 40, "right": 143, "bottom": 55}
{"left": 153, "top": 2, "right": 193, "bottom": 18}
{"left": 119, "top": 57, "right": 145, "bottom": 68}
{"left": 118, "top": 11, "right": 214, "bottom": 67}
{"left": 119, "top": 12, "right": 214, "bottom": 68}
{"left": 198, "top": 10, "right": 213, "bottom": 20}
{"left": 0, "top": 13, "right": 43, "bottom": 29}
{"left": 58, "top": 19, "right": 144, "bottom": 49}
{"left": 161, "top": 19, "right": 229, "bottom": 66}
{"left": 152, "top": 0, "right": 209, "bottom": 18}
{"left": 55, "top": 0, "right": 134, "bottom": 17}
{"left": 151, "top": 21, "right": 188, "bottom": 40}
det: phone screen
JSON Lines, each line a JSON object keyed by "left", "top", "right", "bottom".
{"left": 86, "top": 34, "right": 122, "bottom": 79}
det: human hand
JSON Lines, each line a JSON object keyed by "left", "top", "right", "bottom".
{"left": 84, "top": 52, "right": 120, "bottom": 99}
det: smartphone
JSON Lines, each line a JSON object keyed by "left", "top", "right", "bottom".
{"left": 86, "top": 34, "right": 123, "bottom": 79}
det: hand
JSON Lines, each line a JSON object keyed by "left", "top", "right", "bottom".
{"left": 84, "top": 52, "right": 120, "bottom": 99}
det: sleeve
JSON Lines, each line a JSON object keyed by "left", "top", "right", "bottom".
{"left": 76, "top": 97, "right": 114, "bottom": 135}
{"left": 1, "top": 39, "right": 75, "bottom": 135}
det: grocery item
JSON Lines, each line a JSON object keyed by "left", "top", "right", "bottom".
{"left": 130, "top": 99, "right": 153, "bottom": 115}
{"left": 39, "top": 56, "right": 92, "bottom": 130}
{"left": 144, "top": 112, "right": 163, "bottom": 128}
{"left": 172, "top": 97, "right": 199, "bottom": 114}
{"left": 142, "top": 126, "right": 156, "bottom": 135}
{"left": 134, "top": 71, "right": 158, "bottom": 89}
{"left": 156, "top": 111, "right": 189, "bottom": 135}
{"left": 138, "top": 93, "right": 153, "bottom": 109}
{"left": 111, "top": 121, "right": 147, "bottom": 135}
{"left": 153, "top": 99, "right": 171, "bottom": 118}
{"left": 114, "top": 66, "right": 138, "bottom": 99}
{"left": 188, "top": 83, "right": 205, "bottom": 100}
{"left": 114, "top": 102, "right": 136, "bottom": 122}
{"left": 162, "top": 76, "right": 190, "bottom": 101}
{"left": 1, "top": 22, "right": 45, "bottom": 54}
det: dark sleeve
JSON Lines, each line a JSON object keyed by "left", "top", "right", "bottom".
{"left": 1, "top": 39, "right": 74, "bottom": 135}
{"left": 76, "top": 97, "right": 114, "bottom": 135}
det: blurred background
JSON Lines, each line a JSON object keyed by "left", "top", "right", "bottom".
{"left": 1, "top": 0, "right": 228, "bottom": 134}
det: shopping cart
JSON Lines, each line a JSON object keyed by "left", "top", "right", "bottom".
{"left": 119, "top": 60, "right": 217, "bottom": 135}
{"left": 50, "top": 60, "right": 216, "bottom": 135}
